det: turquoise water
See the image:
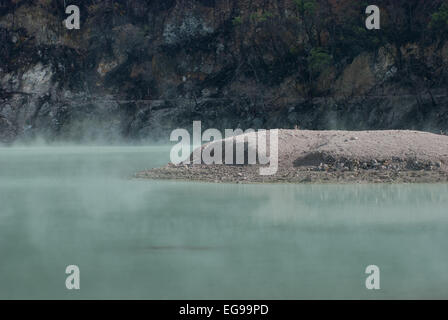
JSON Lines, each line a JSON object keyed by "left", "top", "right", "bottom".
{"left": 0, "top": 146, "right": 448, "bottom": 299}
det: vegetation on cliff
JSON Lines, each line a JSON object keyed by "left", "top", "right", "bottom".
{"left": 0, "top": 0, "right": 448, "bottom": 142}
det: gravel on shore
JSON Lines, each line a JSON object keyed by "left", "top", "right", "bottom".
{"left": 136, "top": 130, "right": 448, "bottom": 184}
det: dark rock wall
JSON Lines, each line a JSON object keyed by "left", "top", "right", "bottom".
{"left": 1, "top": 0, "right": 448, "bottom": 143}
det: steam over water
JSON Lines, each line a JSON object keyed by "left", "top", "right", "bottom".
{"left": 0, "top": 146, "right": 448, "bottom": 299}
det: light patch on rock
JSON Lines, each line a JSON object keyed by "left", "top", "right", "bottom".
{"left": 97, "top": 60, "right": 119, "bottom": 77}
{"left": 374, "top": 46, "right": 397, "bottom": 81}
{"left": 335, "top": 53, "right": 375, "bottom": 96}
{"left": 163, "top": 15, "right": 214, "bottom": 45}
{"left": 21, "top": 63, "right": 53, "bottom": 94}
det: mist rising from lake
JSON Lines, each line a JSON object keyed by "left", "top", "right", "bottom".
{"left": 0, "top": 146, "right": 448, "bottom": 299}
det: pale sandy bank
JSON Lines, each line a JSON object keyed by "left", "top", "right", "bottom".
{"left": 136, "top": 130, "right": 448, "bottom": 183}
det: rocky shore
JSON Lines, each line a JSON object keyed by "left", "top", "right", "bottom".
{"left": 136, "top": 130, "right": 448, "bottom": 184}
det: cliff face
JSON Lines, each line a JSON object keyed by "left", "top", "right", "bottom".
{"left": 1, "top": 0, "right": 448, "bottom": 143}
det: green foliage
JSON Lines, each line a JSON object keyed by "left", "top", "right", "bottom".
{"left": 289, "top": 45, "right": 300, "bottom": 56}
{"left": 249, "top": 11, "right": 274, "bottom": 24}
{"left": 293, "top": 0, "right": 317, "bottom": 16}
{"left": 430, "top": 3, "right": 448, "bottom": 31}
{"left": 260, "top": 11, "right": 274, "bottom": 22}
{"left": 142, "top": 24, "right": 151, "bottom": 36}
{"left": 232, "top": 16, "right": 242, "bottom": 26}
{"left": 249, "top": 13, "right": 258, "bottom": 22}
{"left": 308, "top": 48, "right": 332, "bottom": 74}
